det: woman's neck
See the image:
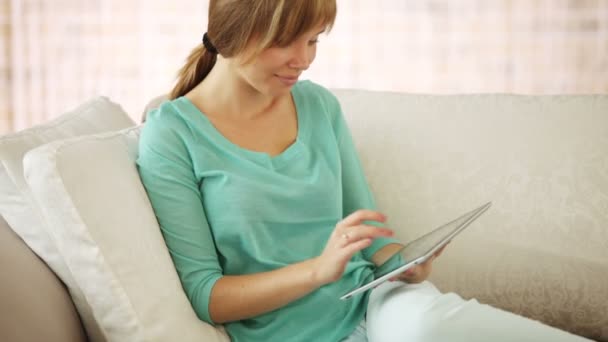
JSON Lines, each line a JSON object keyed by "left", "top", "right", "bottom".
{"left": 188, "top": 57, "right": 283, "bottom": 121}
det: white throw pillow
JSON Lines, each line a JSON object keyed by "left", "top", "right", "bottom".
{"left": 23, "top": 126, "right": 230, "bottom": 342}
{"left": 0, "top": 97, "right": 135, "bottom": 341}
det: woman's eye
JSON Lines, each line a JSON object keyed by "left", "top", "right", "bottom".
{"left": 309, "top": 39, "right": 319, "bottom": 45}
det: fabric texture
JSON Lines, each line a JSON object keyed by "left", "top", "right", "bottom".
{"left": 22, "top": 126, "right": 230, "bottom": 342}
{"left": 0, "top": 96, "right": 135, "bottom": 341}
{"left": 333, "top": 89, "right": 608, "bottom": 341}
{"left": 136, "top": 81, "right": 399, "bottom": 342}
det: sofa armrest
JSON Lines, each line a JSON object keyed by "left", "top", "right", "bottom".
{"left": 0, "top": 215, "right": 87, "bottom": 342}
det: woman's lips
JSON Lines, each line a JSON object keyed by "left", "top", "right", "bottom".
{"left": 276, "top": 74, "right": 299, "bottom": 86}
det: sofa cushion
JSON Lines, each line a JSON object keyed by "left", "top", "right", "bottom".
{"left": 333, "top": 90, "right": 608, "bottom": 341}
{"left": 0, "top": 97, "right": 135, "bottom": 341}
{"left": 22, "top": 127, "right": 230, "bottom": 341}
{"left": 0, "top": 214, "right": 87, "bottom": 342}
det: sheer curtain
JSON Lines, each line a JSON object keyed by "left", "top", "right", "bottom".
{"left": 1, "top": 0, "right": 209, "bottom": 133}
{"left": 1, "top": 0, "right": 607, "bottom": 134}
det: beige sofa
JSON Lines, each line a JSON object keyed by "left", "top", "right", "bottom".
{"left": 1, "top": 90, "right": 607, "bottom": 341}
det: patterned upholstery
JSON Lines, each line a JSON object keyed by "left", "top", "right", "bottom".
{"left": 335, "top": 90, "right": 608, "bottom": 341}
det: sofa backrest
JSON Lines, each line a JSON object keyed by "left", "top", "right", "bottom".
{"left": 333, "top": 90, "right": 608, "bottom": 262}
{"left": 333, "top": 89, "right": 608, "bottom": 340}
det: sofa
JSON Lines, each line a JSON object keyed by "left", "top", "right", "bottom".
{"left": 1, "top": 89, "right": 606, "bottom": 342}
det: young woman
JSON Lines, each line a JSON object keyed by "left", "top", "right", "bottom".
{"left": 137, "top": 1, "right": 590, "bottom": 341}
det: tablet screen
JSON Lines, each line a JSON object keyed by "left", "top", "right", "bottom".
{"left": 341, "top": 202, "right": 491, "bottom": 299}
{"left": 376, "top": 203, "right": 488, "bottom": 278}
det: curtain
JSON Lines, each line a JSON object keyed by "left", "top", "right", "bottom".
{"left": 1, "top": 0, "right": 208, "bottom": 133}
{"left": 1, "top": 0, "right": 607, "bottom": 134}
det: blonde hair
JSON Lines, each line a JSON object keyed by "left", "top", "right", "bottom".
{"left": 169, "top": 0, "right": 337, "bottom": 100}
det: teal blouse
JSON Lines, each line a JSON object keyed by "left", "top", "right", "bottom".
{"left": 137, "top": 81, "right": 399, "bottom": 342}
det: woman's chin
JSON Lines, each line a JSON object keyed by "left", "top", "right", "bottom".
{"left": 265, "top": 84, "right": 294, "bottom": 97}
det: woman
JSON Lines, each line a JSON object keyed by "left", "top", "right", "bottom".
{"left": 137, "top": 1, "right": 590, "bottom": 341}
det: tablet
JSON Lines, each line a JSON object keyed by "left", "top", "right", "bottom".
{"left": 340, "top": 201, "right": 492, "bottom": 300}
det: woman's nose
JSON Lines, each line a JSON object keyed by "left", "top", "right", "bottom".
{"left": 288, "top": 43, "right": 311, "bottom": 70}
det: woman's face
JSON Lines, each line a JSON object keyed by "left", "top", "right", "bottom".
{"left": 231, "top": 25, "right": 326, "bottom": 96}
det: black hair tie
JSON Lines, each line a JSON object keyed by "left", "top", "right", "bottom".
{"left": 202, "top": 33, "right": 218, "bottom": 54}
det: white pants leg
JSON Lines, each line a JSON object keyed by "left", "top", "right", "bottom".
{"left": 366, "top": 281, "right": 592, "bottom": 342}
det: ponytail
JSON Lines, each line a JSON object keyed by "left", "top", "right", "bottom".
{"left": 169, "top": 45, "right": 217, "bottom": 100}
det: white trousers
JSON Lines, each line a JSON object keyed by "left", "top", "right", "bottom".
{"left": 342, "top": 281, "right": 592, "bottom": 342}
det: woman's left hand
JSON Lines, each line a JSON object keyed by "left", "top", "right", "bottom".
{"left": 389, "top": 245, "right": 447, "bottom": 284}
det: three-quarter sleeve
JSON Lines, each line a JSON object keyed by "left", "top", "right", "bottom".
{"left": 136, "top": 109, "right": 222, "bottom": 324}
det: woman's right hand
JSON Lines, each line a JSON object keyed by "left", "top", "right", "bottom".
{"left": 311, "top": 210, "right": 394, "bottom": 286}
